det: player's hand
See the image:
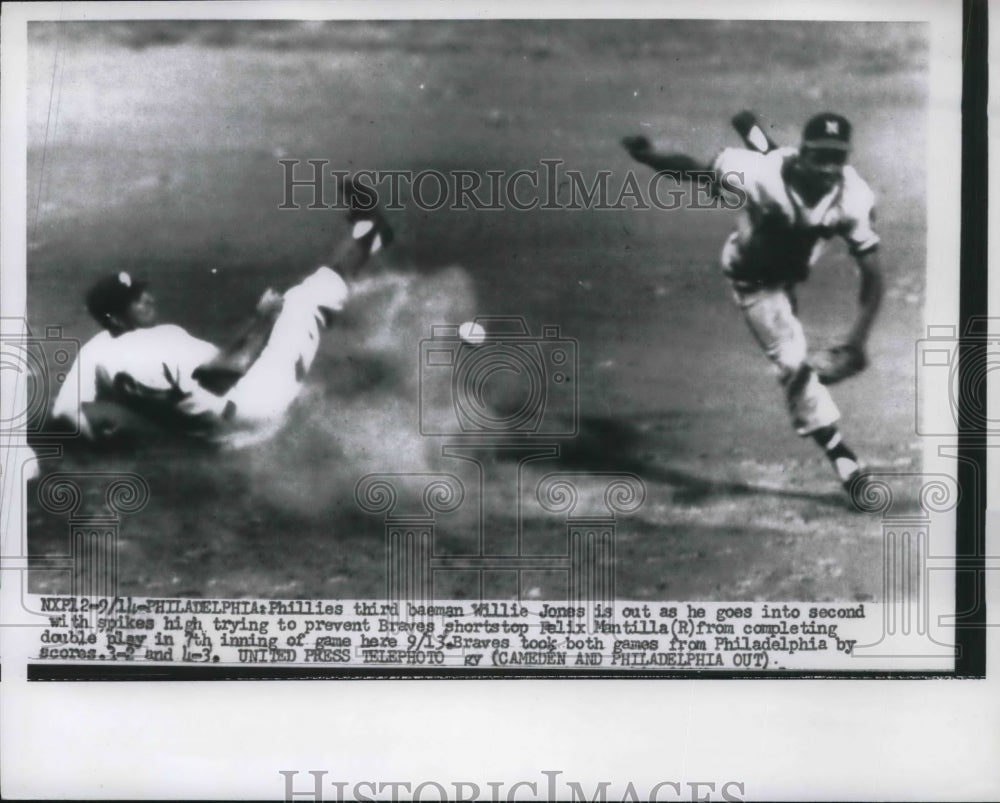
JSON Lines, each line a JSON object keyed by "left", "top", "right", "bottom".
{"left": 622, "top": 134, "right": 652, "bottom": 159}
{"left": 161, "top": 364, "right": 192, "bottom": 402}
{"left": 811, "top": 343, "right": 868, "bottom": 385}
{"left": 256, "top": 288, "right": 284, "bottom": 317}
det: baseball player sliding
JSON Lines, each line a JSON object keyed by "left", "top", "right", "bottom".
{"left": 50, "top": 180, "right": 393, "bottom": 449}
{"left": 622, "top": 112, "right": 884, "bottom": 496}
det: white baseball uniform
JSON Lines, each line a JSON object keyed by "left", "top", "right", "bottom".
{"left": 52, "top": 266, "right": 349, "bottom": 448}
{"left": 710, "top": 146, "right": 879, "bottom": 434}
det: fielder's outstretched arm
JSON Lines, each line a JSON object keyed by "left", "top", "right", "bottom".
{"left": 844, "top": 250, "right": 884, "bottom": 350}
{"left": 621, "top": 135, "right": 707, "bottom": 180}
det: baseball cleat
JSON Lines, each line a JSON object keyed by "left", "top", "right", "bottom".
{"left": 344, "top": 176, "right": 394, "bottom": 253}
{"left": 842, "top": 467, "right": 874, "bottom": 508}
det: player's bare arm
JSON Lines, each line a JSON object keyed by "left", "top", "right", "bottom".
{"left": 811, "top": 250, "right": 882, "bottom": 387}
{"left": 845, "top": 249, "right": 884, "bottom": 350}
{"left": 621, "top": 135, "right": 707, "bottom": 180}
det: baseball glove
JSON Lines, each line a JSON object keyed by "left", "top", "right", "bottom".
{"left": 810, "top": 343, "right": 868, "bottom": 385}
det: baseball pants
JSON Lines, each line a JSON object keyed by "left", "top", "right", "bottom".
{"left": 221, "top": 266, "right": 349, "bottom": 442}
{"left": 730, "top": 281, "right": 840, "bottom": 435}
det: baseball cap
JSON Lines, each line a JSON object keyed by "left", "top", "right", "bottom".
{"left": 85, "top": 271, "right": 147, "bottom": 326}
{"left": 801, "top": 112, "right": 852, "bottom": 151}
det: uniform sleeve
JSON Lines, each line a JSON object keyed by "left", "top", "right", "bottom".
{"left": 711, "top": 147, "right": 769, "bottom": 195}
{"left": 50, "top": 336, "right": 98, "bottom": 430}
{"left": 160, "top": 324, "right": 218, "bottom": 363}
{"left": 840, "top": 168, "right": 880, "bottom": 255}
{"left": 103, "top": 325, "right": 226, "bottom": 422}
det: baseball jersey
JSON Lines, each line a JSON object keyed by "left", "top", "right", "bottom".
{"left": 50, "top": 267, "right": 350, "bottom": 448}
{"left": 51, "top": 324, "right": 226, "bottom": 436}
{"left": 711, "top": 146, "right": 879, "bottom": 284}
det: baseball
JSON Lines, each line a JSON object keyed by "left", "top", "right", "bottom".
{"left": 459, "top": 320, "right": 486, "bottom": 345}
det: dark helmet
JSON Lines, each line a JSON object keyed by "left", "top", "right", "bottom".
{"left": 85, "top": 271, "right": 147, "bottom": 328}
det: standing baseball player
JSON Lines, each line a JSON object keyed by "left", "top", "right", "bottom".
{"left": 622, "top": 112, "right": 883, "bottom": 494}
{"left": 49, "top": 181, "right": 393, "bottom": 449}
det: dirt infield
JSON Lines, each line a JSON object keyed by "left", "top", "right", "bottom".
{"left": 26, "top": 20, "right": 928, "bottom": 601}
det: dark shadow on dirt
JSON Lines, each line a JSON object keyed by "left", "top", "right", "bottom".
{"left": 494, "top": 415, "right": 850, "bottom": 509}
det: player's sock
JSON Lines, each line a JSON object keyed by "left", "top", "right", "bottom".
{"left": 811, "top": 425, "right": 861, "bottom": 484}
